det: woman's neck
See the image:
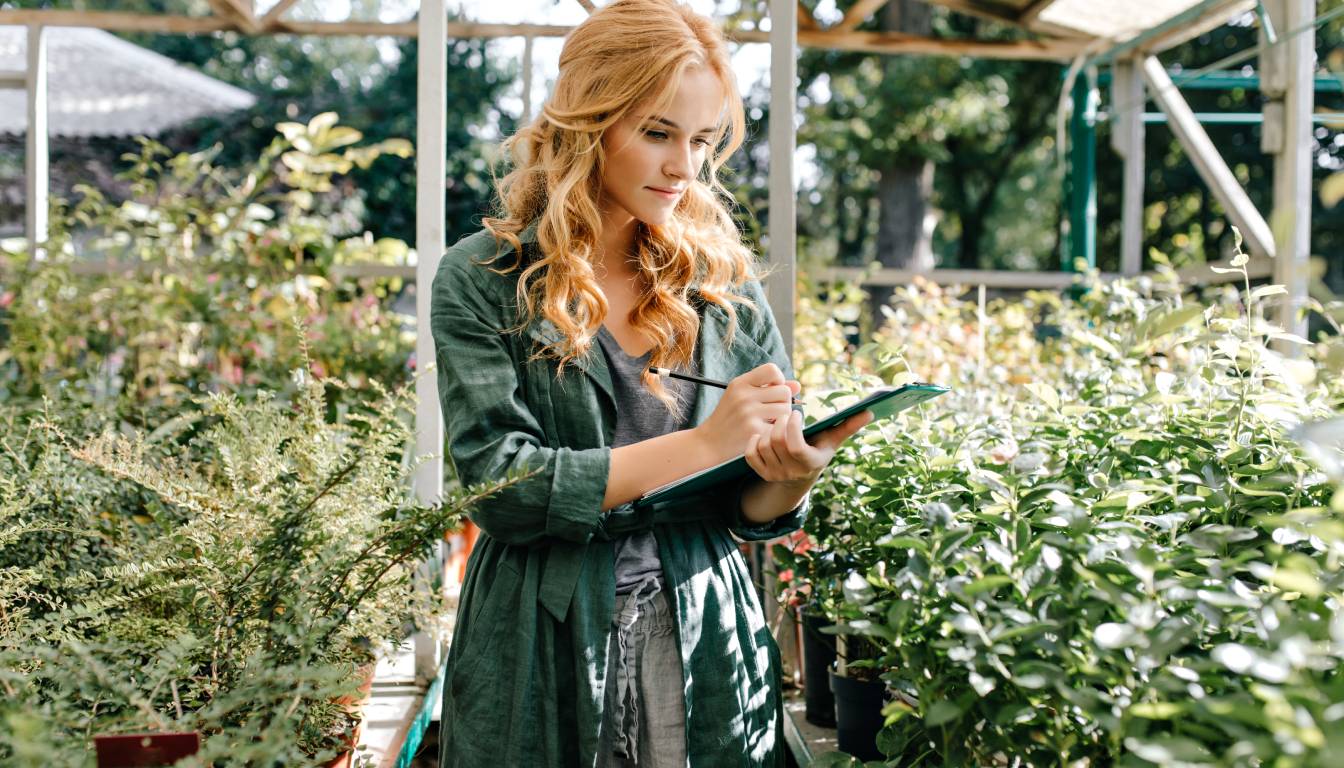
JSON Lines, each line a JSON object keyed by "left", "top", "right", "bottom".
{"left": 595, "top": 210, "right": 640, "bottom": 281}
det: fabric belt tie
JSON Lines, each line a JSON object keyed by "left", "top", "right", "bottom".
{"left": 538, "top": 499, "right": 717, "bottom": 623}
{"left": 611, "top": 574, "right": 663, "bottom": 763}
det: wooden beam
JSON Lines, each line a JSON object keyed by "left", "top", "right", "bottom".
{"left": 834, "top": 0, "right": 888, "bottom": 32}
{"left": 259, "top": 0, "right": 301, "bottom": 29}
{"left": 797, "top": 1, "right": 818, "bottom": 30}
{"left": 1016, "top": 0, "right": 1054, "bottom": 25}
{"left": 1143, "top": 56, "right": 1276, "bottom": 259}
{"left": 925, "top": 0, "right": 1018, "bottom": 25}
{"left": 780, "top": 27, "right": 1085, "bottom": 59}
{"left": 0, "top": 9, "right": 233, "bottom": 34}
{"left": 927, "top": 0, "right": 1091, "bottom": 38}
{"left": 207, "top": 0, "right": 260, "bottom": 34}
{"left": 575, "top": 0, "right": 597, "bottom": 12}
{"left": 0, "top": 8, "right": 1086, "bottom": 59}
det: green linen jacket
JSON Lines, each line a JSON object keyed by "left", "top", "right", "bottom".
{"left": 432, "top": 222, "right": 808, "bottom": 767}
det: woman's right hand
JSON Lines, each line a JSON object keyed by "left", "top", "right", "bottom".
{"left": 693, "top": 363, "right": 801, "bottom": 464}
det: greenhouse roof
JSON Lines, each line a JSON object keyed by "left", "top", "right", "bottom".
{"left": 0, "top": 25, "right": 255, "bottom": 139}
{"left": 923, "top": 0, "right": 1257, "bottom": 47}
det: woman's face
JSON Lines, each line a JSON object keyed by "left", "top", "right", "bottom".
{"left": 598, "top": 65, "right": 723, "bottom": 229}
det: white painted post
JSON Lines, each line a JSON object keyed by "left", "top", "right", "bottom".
{"left": 25, "top": 24, "right": 48, "bottom": 258}
{"left": 414, "top": 0, "right": 448, "bottom": 687}
{"left": 765, "top": 0, "right": 799, "bottom": 684}
{"left": 521, "top": 34, "right": 534, "bottom": 125}
{"left": 767, "top": 0, "right": 797, "bottom": 357}
{"left": 1142, "top": 57, "right": 1276, "bottom": 260}
{"left": 1111, "top": 56, "right": 1145, "bottom": 276}
{"left": 1261, "top": 0, "right": 1313, "bottom": 343}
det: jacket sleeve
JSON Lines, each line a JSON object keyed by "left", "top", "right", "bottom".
{"left": 722, "top": 278, "right": 811, "bottom": 542}
{"left": 430, "top": 246, "right": 608, "bottom": 547}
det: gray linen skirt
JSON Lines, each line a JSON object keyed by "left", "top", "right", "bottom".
{"left": 596, "top": 578, "right": 688, "bottom": 768}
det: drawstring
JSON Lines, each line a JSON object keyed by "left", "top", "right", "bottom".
{"left": 612, "top": 574, "right": 662, "bottom": 763}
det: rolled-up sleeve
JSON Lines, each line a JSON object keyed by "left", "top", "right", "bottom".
{"left": 723, "top": 278, "right": 810, "bottom": 541}
{"left": 431, "top": 247, "right": 608, "bottom": 547}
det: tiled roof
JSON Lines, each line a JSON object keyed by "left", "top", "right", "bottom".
{"left": 0, "top": 25, "right": 255, "bottom": 138}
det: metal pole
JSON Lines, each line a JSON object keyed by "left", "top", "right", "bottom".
{"left": 25, "top": 24, "right": 48, "bottom": 257}
{"left": 1142, "top": 56, "right": 1276, "bottom": 259}
{"left": 1066, "top": 67, "right": 1097, "bottom": 271}
{"left": 414, "top": 0, "right": 447, "bottom": 687}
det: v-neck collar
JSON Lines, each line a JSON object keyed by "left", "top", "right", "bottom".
{"left": 595, "top": 324, "right": 654, "bottom": 361}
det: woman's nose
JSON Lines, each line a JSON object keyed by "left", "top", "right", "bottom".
{"left": 663, "top": 141, "right": 695, "bottom": 181}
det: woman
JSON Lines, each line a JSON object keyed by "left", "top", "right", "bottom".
{"left": 431, "top": 1, "right": 871, "bottom": 765}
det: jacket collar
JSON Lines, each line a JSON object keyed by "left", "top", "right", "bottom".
{"left": 522, "top": 290, "right": 743, "bottom": 419}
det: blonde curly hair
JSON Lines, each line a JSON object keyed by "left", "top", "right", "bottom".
{"left": 480, "top": 0, "right": 761, "bottom": 411}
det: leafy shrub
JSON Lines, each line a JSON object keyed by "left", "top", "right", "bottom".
{"left": 0, "top": 112, "right": 416, "bottom": 428}
{"left": 0, "top": 354, "right": 525, "bottom": 766}
{"left": 787, "top": 236, "right": 1344, "bottom": 765}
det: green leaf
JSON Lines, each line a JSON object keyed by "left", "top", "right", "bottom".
{"left": 1123, "top": 736, "right": 1215, "bottom": 765}
{"left": 1322, "top": 171, "right": 1344, "bottom": 208}
{"left": 1025, "top": 382, "right": 1059, "bottom": 410}
{"left": 1249, "top": 285, "right": 1288, "bottom": 301}
{"left": 964, "top": 575, "right": 1013, "bottom": 596}
{"left": 1129, "top": 701, "right": 1186, "bottom": 719}
{"left": 1070, "top": 329, "right": 1122, "bottom": 359}
{"left": 1095, "top": 491, "right": 1154, "bottom": 510}
{"left": 923, "top": 700, "right": 962, "bottom": 727}
{"left": 811, "top": 752, "right": 861, "bottom": 768}
{"left": 1138, "top": 304, "right": 1205, "bottom": 342}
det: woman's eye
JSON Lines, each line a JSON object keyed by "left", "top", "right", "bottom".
{"left": 694, "top": 137, "right": 712, "bottom": 148}
{"left": 645, "top": 130, "right": 668, "bottom": 140}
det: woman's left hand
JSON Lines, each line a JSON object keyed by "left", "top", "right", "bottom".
{"left": 744, "top": 408, "right": 875, "bottom": 487}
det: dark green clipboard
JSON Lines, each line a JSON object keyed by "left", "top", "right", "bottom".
{"left": 634, "top": 382, "right": 949, "bottom": 510}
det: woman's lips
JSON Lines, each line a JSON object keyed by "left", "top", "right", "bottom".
{"left": 647, "top": 187, "right": 681, "bottom": 200}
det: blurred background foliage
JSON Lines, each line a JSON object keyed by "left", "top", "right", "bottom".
{"left": 0, "top": 0, "right": 1339, "bottom": 301}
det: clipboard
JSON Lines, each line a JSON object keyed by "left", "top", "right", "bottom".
{"left": 634, "top": 382, "right": 949, "bottom": 510}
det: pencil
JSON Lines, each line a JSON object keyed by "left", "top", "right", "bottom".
{"left": 649, "top": 367, "right": 802, "bottom": 405}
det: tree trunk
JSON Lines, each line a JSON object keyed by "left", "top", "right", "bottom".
{"left": 870, "top": 0, "right": 936, "bottom": 317}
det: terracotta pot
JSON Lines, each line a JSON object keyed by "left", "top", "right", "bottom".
{"left": 323, "top": 662, "right": 377, "bottom": 768}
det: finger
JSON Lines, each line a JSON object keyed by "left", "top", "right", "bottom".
{"left": 813, "top": 410, "right": 875, "bottom": 450}
{"left": 784, "top": 409, "right": 810, "bottom": 459}
{"left": 742, "top": 362, "right": 785, "bottom": 387}
{"left": 757, "top": 426, "right": 784, "bottom": 472}
{"left": 758, "top": 402, "right": 793, "bottom": 427}
{"left": 772, "top": 411, "right": 807, "bottom": 474}
{"left": 752, "top": 383, "right": 795, "bottom": 404}
{"left": 786, "top": 380, "right": 802, "bottom": 397}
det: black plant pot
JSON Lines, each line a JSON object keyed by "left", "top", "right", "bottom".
{"left": 800, "top": 610, "right": 837, "bottom": 727}
{"left": 829, "top": 670, "right": 886, "bottom": 762}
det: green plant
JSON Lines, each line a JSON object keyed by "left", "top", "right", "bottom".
{"left": 0, "top": 113, "right": 416, "bottom": 428}
{"left": 797, "top": 232, "right": 1344, "bottom": 765}
{"left": 0, "top": 344, "right": 527, "bottom": 766}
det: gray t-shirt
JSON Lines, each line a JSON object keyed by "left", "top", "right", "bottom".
{"left": 594, "top": 324, "right": 696, "bottom": 595}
